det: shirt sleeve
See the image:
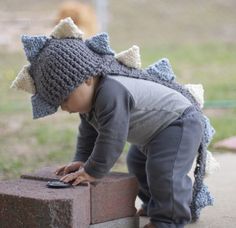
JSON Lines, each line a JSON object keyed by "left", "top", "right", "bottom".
{"left": 72, "top": 113, "right": 98, "bottom": 163}
{"left": 83, "top": 79, "right": 134, "bottom": 178}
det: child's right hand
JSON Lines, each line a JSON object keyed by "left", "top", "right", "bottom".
{"left": 54, "top": 161, "right": 85, "bottom": 176}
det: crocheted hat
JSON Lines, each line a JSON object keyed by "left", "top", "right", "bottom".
{"left": 11, "top": 17, "right": 182, "bottom": 120}
{"left": 9, "top": 19, "right": 101, "bottom": 118}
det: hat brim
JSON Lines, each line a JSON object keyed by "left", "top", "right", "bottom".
{"left": 31, "top": 93, "right": 59, "bottom": 119}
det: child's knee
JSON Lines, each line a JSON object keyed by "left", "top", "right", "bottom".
{"left": 126, "top": 144, "right": 146, "bottom": 172}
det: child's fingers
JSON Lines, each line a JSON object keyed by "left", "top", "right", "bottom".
{"left": 72, "top": 175, "right": 90, "bottom": 186}
{"left": 60, "top": 172, "right": 77, "bottom": 182}
{"left": 63, "top": 164, "right": 78, "bottom": 175}
{"left": 55, "top": 162, "right": 84, "bottom": 176}
{"left": 63, "top": 162, "right": 84, "bottom": 175}
{"left": 72, "top": 176, "right": 84, "bottom": 186}
{"left": 54, "top": 165, "right": 66, "bottom": 175}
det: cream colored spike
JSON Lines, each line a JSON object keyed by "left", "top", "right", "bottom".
{"left": 10, "top": 65, "right": 36, "bottom": 94}
{"left": 184, "top": 84, "right": 204, "bottom": 109}
{"left": 50, "top": 17, "right": 84, "bottom": 39}
{"left": 205, "top": 150, "right": 220, "bottom": 177}
{"left": 115, "top": 45, "right": 141, "bottom": 69}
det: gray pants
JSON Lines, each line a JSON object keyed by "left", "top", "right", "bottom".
{"left": 126, "top": 106, "right": 203, "bottom": 228}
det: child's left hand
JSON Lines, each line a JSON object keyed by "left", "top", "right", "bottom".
{"left": 59, "top": 167, "right": 97, "bottom": 186}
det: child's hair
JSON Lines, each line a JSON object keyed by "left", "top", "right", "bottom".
{"left": 10, "top": 17, "right": 215, "bottom": 222}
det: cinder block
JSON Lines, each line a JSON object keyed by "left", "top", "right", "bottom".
{"left": 20, "top": 165, "right": 63, "bottom": 182}
{"left": 0, "top": 178, "right": 90, "bottom": 228}
{"left": 21, "top": 166, "right": 139, "bottom": 224}
{"left": 90, "top": 172, "right": 139, "bottom": 224}
{"left": 89, "top": 215, "right": 139, "bottom": 228}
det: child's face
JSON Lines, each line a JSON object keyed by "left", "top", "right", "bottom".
{"left": 60, "top": 76, "right": 100, "bottom": 114}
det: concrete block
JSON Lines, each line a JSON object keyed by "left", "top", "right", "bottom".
{"left": 0, "top": 178, "right": 90, "bottom": 228}
{"left": 20, "top": 165, "right": 63, "bottom": 181}
{"left": 21, "top": 166, "right": 139, "bottom": 224}
{"left": 89, "top": 215, "right": 139, "bottom": 228}
{"left": 90, "top": 172, "right": 139, "bottom": 224}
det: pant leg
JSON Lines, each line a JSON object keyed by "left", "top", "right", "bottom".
{"left": 126, "top": 144, "right": 151, "bottom": 212}
{"left": 144, "top": 111, "right": 203, "bottom": 228}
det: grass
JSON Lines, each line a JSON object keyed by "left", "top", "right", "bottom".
{"left": 141, "top": 42, "right": 236, "bottom": 100}
{"left": 210, "top": 109, "right": 236, "bottom": 144}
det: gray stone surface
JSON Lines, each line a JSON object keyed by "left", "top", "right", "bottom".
{"left": 89, "top": 215, "right": 139, "bottom": 228}
{"left": 136, "top": 152, "right": 236, "bottom": 228}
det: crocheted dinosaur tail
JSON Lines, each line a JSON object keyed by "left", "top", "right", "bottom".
{"left": 189, "top": 107, "right": 216, "bottom": 222}
{"left": 190, "top": 141, "right": 214, "bottom": 222}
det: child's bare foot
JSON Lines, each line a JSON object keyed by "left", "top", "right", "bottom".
{"left": 143, "top": 222, "right": 157, "bottom": 228}
{"left": 136, "top": 207, "right": 148, "bottom": 216}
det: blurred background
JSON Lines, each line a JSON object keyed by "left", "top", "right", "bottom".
{"left": 0, "top": 0, "right": 235, "bottom": 180}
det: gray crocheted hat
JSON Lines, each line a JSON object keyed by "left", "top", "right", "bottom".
{"left": 10, "top": 17, "right": 177, "bottom": 119}
{"left": 10, "top": 17, "right": 143, "bottom": 119}
{"left": 27, "top": 37, "right": 114, "bottom": 119}
{"left": 9, "top": 18, "right": 108, "bottom": 118}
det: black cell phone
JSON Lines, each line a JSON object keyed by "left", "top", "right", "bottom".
{"left": 46, "top": 180, "right": 73, "bottom": 188}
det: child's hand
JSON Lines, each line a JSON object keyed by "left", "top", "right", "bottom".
{"left": 54, "top": 161, "right": 85, "bottom": 176}
{"left": 59, "top": 167, "right": 96, "bottom": 186}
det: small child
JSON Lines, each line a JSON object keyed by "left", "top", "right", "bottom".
{"left": 10, "top": 18, "right": 215, "bottom": 228}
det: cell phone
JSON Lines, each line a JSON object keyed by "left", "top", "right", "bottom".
{"left": 46, "top": 180, "right": 73, "bottom": 188}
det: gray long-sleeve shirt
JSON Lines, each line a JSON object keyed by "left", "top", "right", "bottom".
{"left": 73, "top": 74, "right": 192, "bottom": 178}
